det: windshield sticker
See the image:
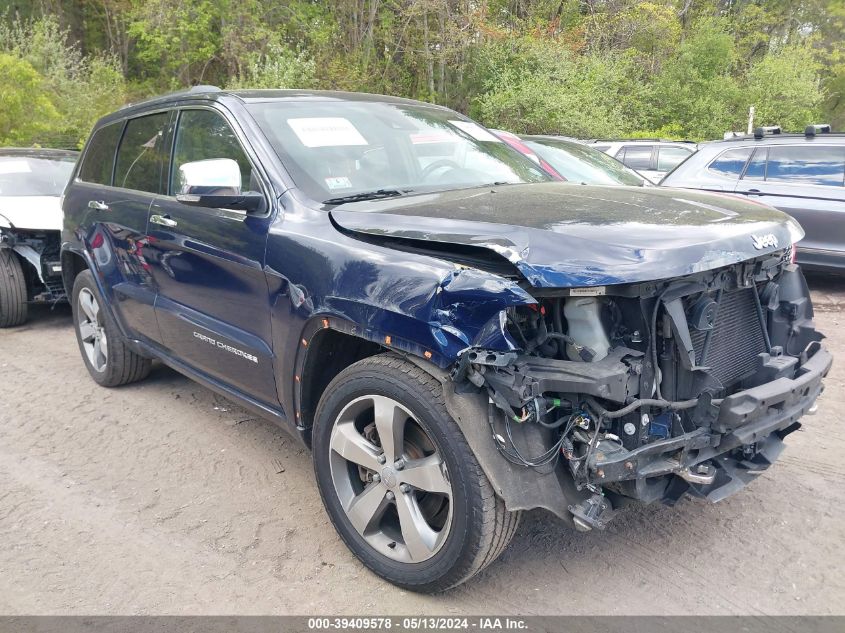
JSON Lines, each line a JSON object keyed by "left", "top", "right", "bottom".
{"left": 448, "top": 120, "right": 502, "bottom": 143}
{"left": 0, "top": 160, "right": 32, "bottom": 174}
{"left": 325, "top": 176, "right": 353, "bottom": 190}
{"left": 287, "top": 117, "right": 368, "bottom": 148}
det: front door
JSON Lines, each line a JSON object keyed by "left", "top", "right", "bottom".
{"left": 145, "top": 107, "right": 278, "bottom": 407}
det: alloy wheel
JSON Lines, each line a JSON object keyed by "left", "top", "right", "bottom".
{"left": 328, "top": 394, "right": 453, "bottom": 563}
{"left": 78, "top": 288, "right": 108, "bottom": 373}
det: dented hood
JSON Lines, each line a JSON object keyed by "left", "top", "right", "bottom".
{"left": 328, "top": 182, "right": 803, "bottom": 288}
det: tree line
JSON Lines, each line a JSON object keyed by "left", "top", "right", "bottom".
{"left": 1, "top": 0, "right": 842, "bottom": 148}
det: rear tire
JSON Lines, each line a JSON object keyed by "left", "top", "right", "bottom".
{"left": 312, "top": 353, "right": 521, "bottom": 592}
{"left": 72, "top": 269, "right": 151, "bottom": 387}
{"left": 0, "top": 249, "right": 28, "bottom": 328}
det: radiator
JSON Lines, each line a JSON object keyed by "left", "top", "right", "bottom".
{"left": 689, "top": 287, "right": 767, "bottom": 387}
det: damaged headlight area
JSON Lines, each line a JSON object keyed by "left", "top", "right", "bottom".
{"left": 451, "top": 250, "right": 832, "bottom": 531}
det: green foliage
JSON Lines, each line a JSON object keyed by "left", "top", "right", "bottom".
{"left": 0, "top": 16, "right": 126, "bottom": 147}
{"left": 644, "top": 20, "right": 743, "bottom": 139}
{"left": 227, "top": 43, "right": 317, "bottom": 90}
{"left": 470, "top": 37, "right": 645, "bottom": 137}
{"left": 745, "top": 45, "right": 825, "bottom": 132}
{"left": 0, "top": 53, "right": 59, "bottom": 145}
{"left": 127, "top": 0, "right": 219, "bottom": 85}
{"left": 0, "top": 1, "right": 838, "bottom": 145}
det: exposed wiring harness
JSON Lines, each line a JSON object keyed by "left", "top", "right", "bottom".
{"left": 486, "top": 399, "right": 577, "bottom": 472}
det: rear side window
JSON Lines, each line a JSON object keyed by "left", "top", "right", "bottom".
{"left": 657, "top": 146, "right": 692, "bottom": 172}
{"left": 78, "top": 122, "right": 123, "bottom": 185}
{"left": 114, "top": 112, "right": 171, "bottom": 193}
{"left": 766, "top": 146, "right": 845, "bottom": 187}
{"left": 618, "top": 145, "right": 653, "bottom": 170}
{"left": 708, "top": 148, "right": 753, "bottom": 177}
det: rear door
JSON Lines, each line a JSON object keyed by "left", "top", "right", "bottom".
{"left": 616, "top": 144, "right": 657, "bottom": 181}
{"left": 735, "top": 144, "right": 845, "bottom": 257}
{"left": 66, "top": 112, "right": 173, "bottom": 343}
{"left": 655, "top": 145, "right": 694, "bottom": 178}
{"left": 146, "top": 106, "right": 278, "bottom": 406}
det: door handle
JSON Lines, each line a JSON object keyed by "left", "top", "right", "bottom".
{"left": 745, "top": 189, "right": 762, "bottom": 194}
{"left": 150, "top": 214, "right": 178, "bottom": 228}
{"left": 88, "top": 200, "right": 109, "bottom": 211}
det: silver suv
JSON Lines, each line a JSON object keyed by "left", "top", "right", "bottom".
{"left": 587, "top": 139, "right": 697, "bottom": 183}
{"left": 661, "top": 126, "right": 845, "bottom": 272}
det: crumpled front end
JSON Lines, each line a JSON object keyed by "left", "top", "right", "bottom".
{"left": 0, "top": 224, "right": 65, "bottom": 303}
{"left": 451, "top": 248, "right": 832, "bottom": 530}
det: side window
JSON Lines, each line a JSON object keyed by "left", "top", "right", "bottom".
{"left": 765, "top": 145, "right": 845, "bottom": 187}
{"left": 708, "top": 147, "right": 753, "bottom": 178}
{"left": 743, "top": 148, "right": 767, "bottom": 180}
{"left": 619, "top": 145, "right": 653, "bottom": 170}
{"left": 171, "top": 109, "right": 254, "bottom": 194}
{"left": 657, "top": 146, "right": 692, "bottom": 172}
{"left": 78, "top": 122, "right": 123, "bottom": 185}
{"left": 114, "top": 113, "right": 171, "bottom": 193}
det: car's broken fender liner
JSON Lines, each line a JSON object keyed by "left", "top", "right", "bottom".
{"left": 405, "top": 354, "right": 592, "bottom": 525}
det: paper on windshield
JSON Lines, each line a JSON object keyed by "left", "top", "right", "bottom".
{"left": 448, "top": 121, "right": 501, "bottom": 143}
{"left": 0, "top": 160, "right": 32, "bottom": 174}
{"left": 288, "top": 117, "right": 368, "bottom": 148}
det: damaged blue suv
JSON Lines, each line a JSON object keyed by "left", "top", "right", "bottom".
{"left": 61, "top": 88, "right": 832, "bottom": 592}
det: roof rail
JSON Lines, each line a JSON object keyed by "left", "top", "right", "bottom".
{"left": 189, "top": 85, "right": 222, "bottom": 94}
{"left": 805, "top": 124, "right": 831, "bottom": 137}
{"left": 753, "top": 126, "right": 781, "bottom": 139}
{"left": 588, "top": 138, "right": 696, "bottom": 144}
{"left": 120, "top": 85, "right": 223, "bottom": 111}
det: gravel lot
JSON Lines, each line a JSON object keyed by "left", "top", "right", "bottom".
{"left": 1, "top": 273, "right": 843, "bottom": 616}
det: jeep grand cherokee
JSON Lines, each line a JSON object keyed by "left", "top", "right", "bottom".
{"left": 61, "top": 88, "right": 831, "bottom": 592}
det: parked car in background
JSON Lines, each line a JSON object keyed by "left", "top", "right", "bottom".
{"left": 0, "top": 148, "right": 78, "bottom": 326}
{"left": 61, "top": 88, "right": 829, "bottom": 592}
{"left": 587, "top": 139, "right": 697, "bottom": 183}
{"left": 522, "top": 134, "right": 646, "bottom": 186}
{"left": 661, "top": 126, "right": 845, "bottom": 272}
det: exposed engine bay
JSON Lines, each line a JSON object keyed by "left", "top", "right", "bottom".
{"left": 0, "top": 227, "right": 65, "bottom": 302}
{"left": 451, "top": 249, "right": 831, "bottom": 531}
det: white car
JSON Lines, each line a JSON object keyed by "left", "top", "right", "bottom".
{"left": 0, "top": 148, "right": 78, "bottom": 327}
{"left": 586, "top": 139, "right": 697, "bottom": 183}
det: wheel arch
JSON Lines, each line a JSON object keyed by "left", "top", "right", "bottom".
{"left": 60, "top": 248, "right": 91, "bottom": 298}
{"left": 296, "top": 323, "right": 386, "bottom": 446}
{"left": 295, "top": 318, "right": 588, "bottom": 524}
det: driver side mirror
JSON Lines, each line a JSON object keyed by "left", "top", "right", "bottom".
{"left": 175, "top": 158, "right": 265, "bottom": 214}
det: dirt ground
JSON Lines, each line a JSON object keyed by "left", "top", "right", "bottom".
{"left": 1, "top": 273, "right": 843, "bottom": 616}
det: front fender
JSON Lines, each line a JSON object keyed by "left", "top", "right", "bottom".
{"left": 404, "top": 355, "right": 589, "bottom": 524}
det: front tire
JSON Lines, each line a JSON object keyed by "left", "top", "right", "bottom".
{"left": 71, "top": 270, "right": 151, "bottom": 387}
{"left": 0, "top": 249, "right": 28, "bottom": 327}
{"left": 312, "top": 353, "right": 520, "bottom": 592}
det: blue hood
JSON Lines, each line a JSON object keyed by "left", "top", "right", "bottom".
{"left": 328, "top": 182, "right": 803, "bottom": 288}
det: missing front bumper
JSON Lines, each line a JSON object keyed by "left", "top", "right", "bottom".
{"left": 592, "top": 344, "right": 832, "bottom": 503}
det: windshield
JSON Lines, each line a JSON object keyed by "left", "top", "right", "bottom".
{"left": 247, "top": 101, "right": 549, "bottom": 203}
{"left": 0, "top": 155, "right": 77, "bottom": 197}
{"left": 523, "top": 139, "right": 645, "bottom": 186}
